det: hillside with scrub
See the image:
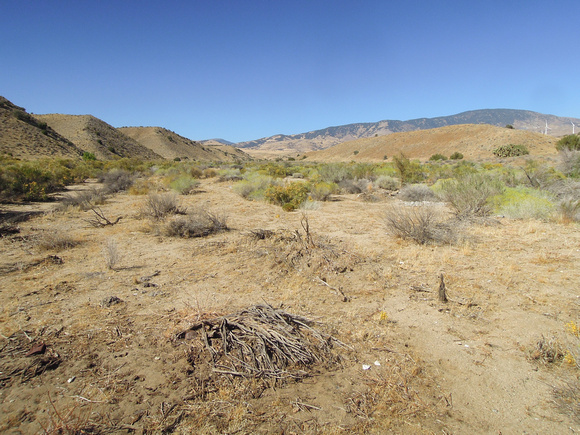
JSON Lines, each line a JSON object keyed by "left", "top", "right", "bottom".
{"left": 1, "top": 135, "right": 579, "bottom": 432}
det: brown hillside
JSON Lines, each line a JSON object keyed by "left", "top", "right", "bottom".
{"left": 306, "top": 124, "right": 560, "bottom": 162}
{"left": 119, "top": 127, "right": 251, "bottom": 162}
{"left": 0, "top": 97, "right": 83, "bottom": 159}
{"left": 34, "top": 114, "right": 161, "bottom": 160}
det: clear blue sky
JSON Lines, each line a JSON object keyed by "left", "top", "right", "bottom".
{"left": 2, "top": 1, "right": 579, "bottom": 143}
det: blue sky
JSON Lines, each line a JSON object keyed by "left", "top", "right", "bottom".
{"left": 2, "top": 1, "right": 579, "bottom": 143}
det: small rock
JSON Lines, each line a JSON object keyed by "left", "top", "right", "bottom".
{"left": 67, "top": 376, "right": 76, "bottom": 383}
{"left": 362, "top": 364, "right": 371, "bottom": 370}
{"left": 25, "top": 343, "right": 46, "bottom": 357}
{"left": 100, "top": 296, "right": 123, "bottom": 307}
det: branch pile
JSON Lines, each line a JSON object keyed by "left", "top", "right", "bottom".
{"left": 178, "top": 304, "right": 347, "bottom": 380}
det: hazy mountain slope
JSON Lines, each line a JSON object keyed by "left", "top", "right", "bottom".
{"left": 237, "top": 109, "right": 579, "bottom": 153}
{"left": 119, "top": 127, "right": 251, "bottom": 162}
{"left": 0, "top": 97, "right": 83, "bottom": 159}
{"left": 306, "top": 124, "right": 559, "bottom": 162}
{"left": 34, "top": 114, "right": 161, "bottom": 160}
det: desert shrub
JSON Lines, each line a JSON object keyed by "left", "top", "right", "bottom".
{"left": 309, "top": 181, "right": 337, "bottom": 201}
{"left": 556, "top": 134, "right": 580, "bottom": 151}
{"left": 558, "top": 199, "right": 580, "bottom": 223}
{"left": 429, "top": 153, "right": 447, "bottom": 161}
{"left": 493, "top": 144, "right": 529, "bottom": 157}
{"left": 189, "top": 166, "right": 204, "bottom": 178}
{"left": 34, "top": 230, "right": 79, "bottom": 251}
{"left": 203, "top": 168, "right": 218, "bottom": 178}
{"left": 163, "top": 209, "right": 228, "bottom": 238}
{"left": 450, "top": 152, "right": 464, "bottom": 160}
{"left": 264, "top": 183, "right": 309, "bottom": 211}
{"left": 351, "top": 163, "right": 377, "bottom": 180}
{"left": 437, "top": 173, "right": 504, "bottom": 218}
{"left": 99, "top": 169, "right": 135, "bottom": 194}
{"left": 398, "top": 184, "right": 438, "bottom": 202}
{"left": 338, "top": 178, "right": 369, "bottom": 194}
{"left": 317, "top": 163, "right": 351, "bottom": 184}
{"left": 168, "top": 175, "right": 199, "bottom": 194}
{"left": 128, "top": 178, "right": 157, "bottom": 195}
{"left": 559, "top": 149, "right": 580, "bottom": 177}
{"left": 218, "top": 168, "right": 243, "bottom": 182}
{"left": 140, "top": 193, "right": 185, "bottom": 220}
{"left": 384, "top": 205, "right": 456, "bottom": 245}
{"left": 233, "top": 173, "right": 274, "bottom": 200}
{"left": 489, "top": 187, "right": 555, "bottom": 220}
{"left": 258, "top": 163, "right": 288, "bottom": 178}
{"left": 392, "top": 153, "right": 424, "bottom": 185}
{"left": 57, "top": 188, "right": 106, "bottom": 211}
{"left": 82, "top": 152, "right": 96, "bottom": 161}
{"left": 375, "top": 175, "right": 399, "bottom": 190}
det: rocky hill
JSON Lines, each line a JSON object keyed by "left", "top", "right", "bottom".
{"left": 0, "top": 97, "right": 83, "bottom": 159}
{"left": 34, "top": 114, "right": 161, "bottom": 160}
{"left": 237, "top": 109, "right": 579, "bottom": 153}
{"left": 305, "top": 124, "right": 559, "bottom": 162}
{"left": 119, "top": 127, "right": 250, "bottom": 162}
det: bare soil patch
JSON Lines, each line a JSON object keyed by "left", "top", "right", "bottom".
{"left": 0, "top": 179, "right": 579, "bottom": 433}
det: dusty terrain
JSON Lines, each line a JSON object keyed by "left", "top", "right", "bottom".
{"left": 0, "top": 178, "right": 579, "bottom": 433}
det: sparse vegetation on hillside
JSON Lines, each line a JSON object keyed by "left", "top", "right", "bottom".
{"left": 556, "top": 134, "right": 580, "bottom": 151}
{"left": 493, "top": 144, "right": 529, "bottom": 157}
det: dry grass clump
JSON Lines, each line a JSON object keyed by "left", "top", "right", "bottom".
{"left": 529, "top": 335, "right": 565, "bottom": 364}
{"left": 384, "top": 205, "right": 458, "bottom": 245}
{"left": 34, "top": 230, "right": 79, "bottom": 251}
{"left": 437, "top": 173, "right": 504, "bottom": 218}
{"left": 163, "top": 209, "right": 228, "bottom": 238}
{"left": 177, "top": 304, "right": 346, "bottom": 380}
{"left": 139, "top": 192, "right": 186, "bottom": 220}
{"left": 99, "top": 169, "right": 135, "bottom": 194}
{"left": 102, "top": 238, "right": 121, "bottom": 270}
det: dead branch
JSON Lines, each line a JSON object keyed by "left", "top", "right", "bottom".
{"left": 85, "top": 206, "right": 122, "bottom": 228}
{"left": 438, "top": 274, "right": 448, "bottom": 303}
{"left": 315, "top": 277, "right": 349, "bottom": 302}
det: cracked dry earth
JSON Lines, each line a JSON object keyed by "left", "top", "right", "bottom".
{"left": 0, "top": 178, "right": 579, "bottom": 433}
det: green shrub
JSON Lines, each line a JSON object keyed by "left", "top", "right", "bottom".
{"left": 493, "top": 144, "right": 529, "bottom": 157}
{"left": 437, "top": 173, "right": 504, "bottom": 218}
{"left": 232, "top": 173, "right": 274, "bottom": 200}
{"left": 450, "top": 152, "right": 464, "bottom": 160}
{"left": 429, "top": 153, "right": 447, "bottom": 161}
{"left": 490, "top": 187, "right": 555, "bottom": 220}
{"left": 556, "top": 135, "right": 580, "bottom": 151}
{"left": 82, "top": 152, "right": 97, "bottom": 161}
{"left": 375, "top": 175, "right": 399, "bottom": 190}
{"left": 316, "top": 163, "right": 351, "bottom": 184}
{"left": 392, "top": 153, "right": 424, "bottom": 185}
{"left": 559, "top": 149, "right": 580, "bottom": 177}
{"left": 264, "top": 182, "right": 310, "bottom": 211}
{"left": 309, "top": 181, "right": 337, "bottom": 201}
{"left": 168, "top": 175, "right": 199, "bottom": 194}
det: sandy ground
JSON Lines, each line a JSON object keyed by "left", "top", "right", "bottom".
{"left": 0, "top": 178, "right": 579, "bottom": 433}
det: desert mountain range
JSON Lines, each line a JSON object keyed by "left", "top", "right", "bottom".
{"left": 238, "top": 109, "right": 580, "bottom": 154}
{"left": 0, "top": 95, "right": 576, "bottom": 162}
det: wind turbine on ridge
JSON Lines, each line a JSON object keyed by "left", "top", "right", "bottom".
{"left": 571, "top": 121, "right": 576, "bottom": 134}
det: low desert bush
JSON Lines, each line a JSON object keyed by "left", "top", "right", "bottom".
{"left": 392, "top": 153, "right": 424, "bottom": 185}
{"left": 558, "top": 199, "right": 580, "bottom": 223}
{"left": 163, "top": 209, "right": 228, "bottom": 238}
{"left": 57, "top": 188, "right": 106, "bottom": 211}
{"left": 375, "top": 175, "right": 399, "bottom": 191}
{"left": 398, "top": 184, "right": 437, "bottom": 202}
{"left": 309, "top": 181, "right": 337, "bottom": 201}
{"left": 168, "top": 175, "right": 199, "bottom": 194}
{"left": 493, "top": 144, "right": 529, "bottom": 158}
{"left": 429, "top": 153, "right": 447, "bottom": 161}
{"left": 559, "top": 149, "right": 580, "bottom": 177}
{"left": 264, "top": 183, "right": 310, "bottom": 211}
{"left": 99, "top": 169, "right": 135, "bottom": 194}
{"left": 317, "top": 163, "right": 351, "bottom": 184}
{"left": 232, "top": 174, "right": 274, "bottom": 200}
{"left": 384, "top": 205, "right": 456, "bottom": 245}
{"left": 450, "top": 152, "right": 464, "bottom": 160}
{"left": 556, "top": 134, "right": 580, "bottom": 152}
{"left": 437, "top": 173, "right": 504, "bottom": 218}
{"left": 218, "top": 168, "right": 243, "bottom": 182}
{"left": 140, "top": 193, "right": 186, "bottom": 220}
{"left": 489, "top": 187, "right": 555, "bottom": 220}
{"left": 338, "top": 178, "right": 369, "bottom": 194}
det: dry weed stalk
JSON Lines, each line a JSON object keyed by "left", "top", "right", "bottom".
{"left": 103, "top": 239, "right": 121, "bottom": 270}
{"left": 85, "top": 205, "right": 122, "bottom": 228}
